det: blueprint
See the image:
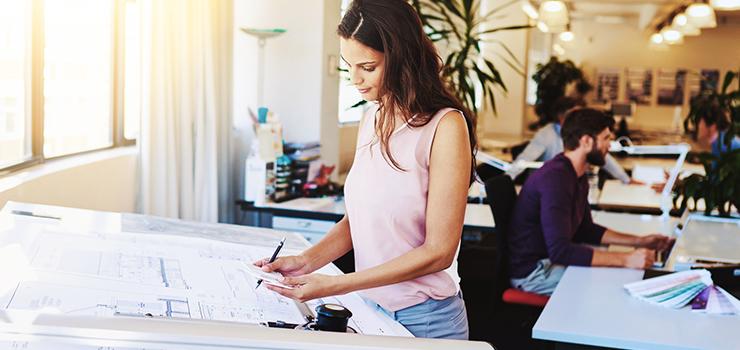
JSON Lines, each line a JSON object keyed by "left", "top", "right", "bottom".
{"left": 0, "top": 211, "right": 407, "bottom": 336}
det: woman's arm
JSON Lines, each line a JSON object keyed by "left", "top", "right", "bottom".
{"left": 300, "top": 216, "right": 353, "bottom": 271}
{"left": 268, "top": 111, "right": 471, "bottom": 301}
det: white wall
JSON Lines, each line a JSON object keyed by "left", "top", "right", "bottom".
{"left": 558, "top": 19, "right": 740, "bottom": 130}
{"left": 478, "top": 0, "right": 530, "bottom": 137}
{"left": 233, "top": 0, "right": 342, "bottom": 189}
{"left": 0, "top": 148, "right": 138, "bottom": 213}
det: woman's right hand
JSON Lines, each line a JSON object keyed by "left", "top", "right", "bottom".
{"left": 254, "top": 255, "right": 311, "bottom": 276}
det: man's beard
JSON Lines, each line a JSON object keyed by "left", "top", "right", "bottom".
{"left": 586, "top": 142, "right": 606, "bottom": 166}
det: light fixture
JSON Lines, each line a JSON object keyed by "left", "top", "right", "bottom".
{"left": 661, "top": 27, "right": 684, "bottom": 44}
{"left": 650, "top": 33, "right": 664, "bottom": 44}
{"left": 537, "top": 21, "right": 550, "bottom": 33}
{"left": 710, "top": 0, "right": 740, "bottom": 11}
{"left": 539, "top": 0, "right": 569, "bottom": 29}
{"left": 672, "top": 13, "right": 701, "bottom": 36}
{"left": 553, "top": 43, "right": 566, "bottom": 56}
{"left": 686, "top": 3, "right": 717, "bottom": 28}
{"left": 521, "top": 0, "right": 539, "bottom": 19}
{"left": 559, "top": 31, "right": 574, "bottom": 42}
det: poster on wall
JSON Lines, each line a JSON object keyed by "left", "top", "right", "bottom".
{"left": 595, "top": 68, "right": 620, "bottom": 104}
{"left": 625, "top": 68, "right": 652, "bottom": 105}
{"left": 688, "top": 69, "right": 720, "bottom": 99}
{"left": 657, "top": 69, "right": 687, "bottom": 106}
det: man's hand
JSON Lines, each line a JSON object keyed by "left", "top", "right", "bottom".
{"left": 624, "top": 248, "right": 655, "bottom": 269}
{"left": 636, "top": 234, "right": 675, "bottom": 252}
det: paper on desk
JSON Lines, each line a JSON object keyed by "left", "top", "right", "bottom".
{"left": 244, "top": 264, "right": 295, "bottom": 289}
{"left": 632, "top": 165, "right": 666, "bottom": 184}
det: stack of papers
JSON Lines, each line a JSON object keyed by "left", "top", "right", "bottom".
{"left": 624, "top": 270, "right": 740, "bottom": 314}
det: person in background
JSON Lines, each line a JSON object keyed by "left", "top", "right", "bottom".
{"left": 506, "top": 97, "right": 633, "bottom": 184}
{"left": 695, "top": 105, "right": 740, "bottom": 156}
{"left": 507, "top": 108, "right": 674, "bottom": 295}
{"left": 256, "top": 0, "right": 472, "bottom": 339}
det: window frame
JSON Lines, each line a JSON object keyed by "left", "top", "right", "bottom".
{"left": 0, "top": 0, "right": 136, "bottom": 176}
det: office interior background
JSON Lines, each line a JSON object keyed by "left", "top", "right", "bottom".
{"left": 0, "top": 0, "right": 738, "bottom": 349}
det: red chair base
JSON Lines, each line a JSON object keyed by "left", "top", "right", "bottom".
{"left": 502, "top": 288, "right": 549, "bottom": 307}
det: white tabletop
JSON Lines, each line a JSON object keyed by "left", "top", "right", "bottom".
{"left": 257, "top": 197, "right": 495, "bottom": 230}
{"left": 533, "top": 266, "right": 740, "bottom": 350}
{"left": 0, "top": 202, "right": 501, "bottom": 349}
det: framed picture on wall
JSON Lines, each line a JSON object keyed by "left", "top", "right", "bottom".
{"left": 625, "top": 68, "right": 652, "bottom": 105}
{"left": 688, "top": 69, "right": 720, "bottom": 99}
{"left": 595, "top": 68, "right": 620, "bottom": 104}
{"left": 657, "top": 69, "right": 687, "bottom": 106}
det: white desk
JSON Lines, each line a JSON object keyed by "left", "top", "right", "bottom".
{"left": 242, "top": 197, "right": 495, "bottom": 245}
{"left": 591, "top": 211, "right": 680, "bottom": 237}
{"left": 0, "top": 201, "right": 492, "bottom": 349}
{"left": 533, "top": 266, "right": 740, "bottom": 350}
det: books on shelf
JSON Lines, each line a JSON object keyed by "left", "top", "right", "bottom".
{"left": 624, "top": 269, "right": 740, "bottom": 315}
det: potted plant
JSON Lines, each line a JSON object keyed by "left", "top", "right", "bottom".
{"left": 410, "top": 0, "right": 530, "bottom": 117}
{"left": 675, "top": 70, "right": 740, "bottom": 217}
{"left": 531, "top": 56, "right": 591, "bottom": 128}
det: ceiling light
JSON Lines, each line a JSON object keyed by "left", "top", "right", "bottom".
{"left": 553, "top": 43, "right": 565, "bottom": 56}
{"left": 559, "top": 31, "right": 574, "bottom": 42}
{"left": 710, "top": 0, "right": 740, "bottom": 10}
{"left": 521, "top": 1, "right": 539, "bottom": 19}
{"left": 672, "top": 13, "right": 701, "bottom": 36}
{"left": 674, "top": 13, "right": 688, "bottom": 26}
{"left": 661, "top": 28, "right": 684, "bottom": 44}
{"left": 537, "top": 21, "right": 550, "bottom": 33}
{"left": 686, "top": 3, "right": 717, "bottom": 28}
{"left": 539, "top": 1, "right": 569, "bottom": 27}
{"left": 650, "top": 33, "right": 664, "bottom": 44}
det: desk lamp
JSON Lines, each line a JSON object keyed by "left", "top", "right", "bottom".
{"left": 610, "top": 140, "right": 691, "bottom": 219}
{"left": 240, "top": 27, "right": 286, "bottom": 108}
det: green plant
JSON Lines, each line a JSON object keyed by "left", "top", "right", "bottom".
{"left": 411, "top": 0, "right": 530, "bottom": 117}
{"left": 675, "top": 70, "right": 740, "bottom": 217}
{"left": 531, "top": 56, "right": 590, "bottom": 127}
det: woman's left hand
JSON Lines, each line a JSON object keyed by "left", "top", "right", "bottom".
{"left": 265, "top": 273, "right": 344, "bottom": 303}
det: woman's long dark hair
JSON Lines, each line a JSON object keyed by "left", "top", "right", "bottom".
{"left": 337, "top": 0, "right": 477, "bottom": 184}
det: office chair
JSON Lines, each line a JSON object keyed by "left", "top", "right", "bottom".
{"left": 484, "top": 174, "right": 549, "bottom": 307}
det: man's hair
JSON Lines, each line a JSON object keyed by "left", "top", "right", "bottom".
{"left": 561, "top": 108, "right": 615, "bottom": 151}
{"left": 696, "top": 103, "right": 730, "bottom": 130}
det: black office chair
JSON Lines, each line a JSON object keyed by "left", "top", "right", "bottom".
{"left": 484, "top": 174, "right": 549, "bottom": 307}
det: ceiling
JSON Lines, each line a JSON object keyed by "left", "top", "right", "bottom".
{"left": 533, "top": 0, "right": 740, "bottom": 30}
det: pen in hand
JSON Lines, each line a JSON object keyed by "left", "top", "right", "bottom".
{"left": 256, "top": 237, "right": 286, "bottom": 289}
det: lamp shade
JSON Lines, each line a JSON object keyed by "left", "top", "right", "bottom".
{"left": 539, "top": 0, "right": 569, "bottom": 27}
{"left": 672, "top": 14, "right": 701, "bottom": 36}
{"left": 686, "top": 3, "right": 717, "bottom": 28}
{"left": 710, "top": 0, "right": 740, "bottom": 10}
{"left": 661, "top": 27, "right": 684, "bottom": 45}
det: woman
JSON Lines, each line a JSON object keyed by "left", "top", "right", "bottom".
{"left": 255, "top": 0, "right": 474, "bottom": 340}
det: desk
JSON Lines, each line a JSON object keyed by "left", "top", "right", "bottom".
{"left": 596, "top": 180, "right": 666, "bottom": 215}
{"left": 532, "top": 266, "right": 740, "bottom": 350}
{"left": 237, "top": 197, "right": 495, "bottom": 244}
{"left": 534, "top": 213, "right": 740, "bottom": 349}
{"left": 0, "top": 201, "right": 491, "bottom": 349}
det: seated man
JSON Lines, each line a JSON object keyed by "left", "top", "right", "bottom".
{"left": 507, "top": 108, "right": 674, "bottom": 295}
{"left": 695, "top": 105, "right": 739, "bottom": 156}
{"left": 506, "top": 97, "right": 632, "bottom": 184}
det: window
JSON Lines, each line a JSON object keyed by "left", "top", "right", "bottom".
{"left": 0, "top": 0, "right": 138, "bottom": 173}
{"left": 43, "top": 0, "right": 114, "bottom": 157}
{"left": 123, "top": 0, "right": 140, "bottom": 140}
{"left": 0, "top": 0, "right": 31, "bottom": 168}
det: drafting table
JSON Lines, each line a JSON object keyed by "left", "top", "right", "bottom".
{"left": 0, "top": 201, "right": 491, "bottom": 349}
